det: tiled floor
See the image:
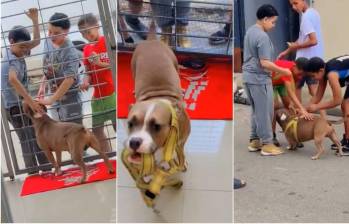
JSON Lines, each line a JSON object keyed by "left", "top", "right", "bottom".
{"left": 117, "top": 119, "right": 233, "bottom": 223}
{"left": 2, "top": 164, "right": 116, "bottom": 223}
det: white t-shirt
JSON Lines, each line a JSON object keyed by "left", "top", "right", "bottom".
{"left": 296, "top": 8, "right": 324, "bottom": 59}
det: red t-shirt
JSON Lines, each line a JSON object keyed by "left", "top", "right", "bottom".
{"left": 272, "top": 60, "right": 295, "bottom": 86}
{"left": 83, "top": 36, "right": 114, "bottom": 98}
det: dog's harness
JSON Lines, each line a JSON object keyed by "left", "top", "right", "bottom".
{"left": 285, "top": 117, "right": 299, "bottom": 143}
{"left": 121, "top": 100, "right": 186, "bottom": 209}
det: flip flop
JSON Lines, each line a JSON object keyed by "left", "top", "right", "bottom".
{"left": 234, "top": 178, "right": 246, "bottom": 189}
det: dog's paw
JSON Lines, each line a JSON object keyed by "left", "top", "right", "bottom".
{"left": 55, "top": 169, "right": 63, "bottom": 176}
{"left": 287, "top": 146, "right": 297, "bottom": 151}
{"left": 311, "top": 156, "right": 319, "bottom": 160}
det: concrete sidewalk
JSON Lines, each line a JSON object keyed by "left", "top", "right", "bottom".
{"left": 234, "top": 103, "right": 349, "bottom": 223}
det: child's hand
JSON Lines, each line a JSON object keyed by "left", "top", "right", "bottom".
{"left": 88, "top": 52, "right": 101, "bottom": 65}
{"left": 79, "top": 79, "right": 90, "bottom": 91}
{"left": 25, "top": 8, "right": 38, "bottom": 22}
{"left": 36, "top": 86, "right": 45, "bottom": 100}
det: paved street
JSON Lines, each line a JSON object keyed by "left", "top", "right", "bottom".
{"left": 234, "top": 103, "right": 349, "bottom": 223}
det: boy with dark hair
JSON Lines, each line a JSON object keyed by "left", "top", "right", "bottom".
{"left": 78, "top": 13, "right": 116, "bottom": 152}
{"left": 271, "top": 57, "right": 313, "bottom": 146}
{"left": 305, "top": 55, "right": 349, "bottom": 151}
{"left": 1, "top": 8, "right": 48, "bottom": 173}
{"left": 279, "top": 0, "right": 324, "bottom": 103}
{"left": 38, "top": 12, "right": 82, "bottom": 125}
{"left": 243, "top": 4, "right": 293, "bottom": 156}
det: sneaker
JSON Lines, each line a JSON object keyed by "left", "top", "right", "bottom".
{"left": 331, "top": 134, "right": 346, "bottom": 150}
{"left": 248, "top": 139, "right": 262, "bottom": 152}
{"left": 342, "top": 139, "right": 349, "bottom": 152}
{"left": 125, "top": 15, "right": 148, "bottom": 40}
{"left": 261, "top": 144, "right": 283, "bottom": 156}
{"left": 273, "top": 137, "right": 281, "bottom": 147}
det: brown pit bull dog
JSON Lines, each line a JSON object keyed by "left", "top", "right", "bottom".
{"left": 23, "top": 102, "right": 114, "bottom": 183}
{"left": 125, "top": 23, "right": 190, "bottom": 171}
{"left": 275, "top": 108, "right": 344, "bottom": 160}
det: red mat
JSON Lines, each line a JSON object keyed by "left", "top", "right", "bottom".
{"left": 20, "top": 160, "right": 116, "bottom": 196}
{"left": 118, "top": 52, "right": 233, "bottom": 120}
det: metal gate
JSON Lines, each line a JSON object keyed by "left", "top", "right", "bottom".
{"left": 1, "top": 0, "right": 116, "bottom": 179}
{"left": 117, "top": 0, "right": 233, "bottom": 56}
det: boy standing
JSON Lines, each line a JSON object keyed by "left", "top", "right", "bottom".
{"left": 1, "top": 8, "right": 48, "bottom": 173}
{"left": 243, "top": 4, "right": 292, "bottom": 156}
{"left": 78, "top": 13, "right": 116, "bottom": 152}
{"left": 279, "top": 0, "right": 324, "bottom": 102}
{"left": 39, "top": 13, "right": 82, "bottom": 124}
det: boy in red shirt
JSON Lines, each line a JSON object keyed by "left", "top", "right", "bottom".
{"left": 78, "top": 13, "right": 116, "bottom": 152}
{"left": 272, "top": 58, "right": 313, "bottom": 145}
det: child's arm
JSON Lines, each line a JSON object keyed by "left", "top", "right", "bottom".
{"left": 25, "top": 8, "right": 41, "bottom": 49}
{"left": 278, "top": 33, "right": 317, "bottom": 59}
{"left": 284, "top": 81, "right": 313, "bottom": 120}
{"left": 260, "top": 59, "right": 292, "bottom": 76}
{"left": 307, "top": 72, "right": 342, "bottom": 112}
{"left": 39, "top": 77, "right": 74, "bottom": 105}
{"left": 80, "top": 65, "right": 91, "bottom": 91}
{"left": 36, "top": 76, "right": 46, "bottom": 99}
{"left": 8, "top": 68, "right": 43, "bottom": 113}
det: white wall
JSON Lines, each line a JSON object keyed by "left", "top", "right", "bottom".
{"left": 313, "top": 0, "right": 349, "bottom": 60}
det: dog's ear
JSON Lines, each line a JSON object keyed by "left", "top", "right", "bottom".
{"left": 38, "top": 103, "right": 47, "bottom": 113}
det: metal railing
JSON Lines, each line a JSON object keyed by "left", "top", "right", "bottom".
{"left": 1, "top": 0, "right": 116, "bottom": 179}
{"left": 117, "top": 0, "right": 233, "bottom": 56}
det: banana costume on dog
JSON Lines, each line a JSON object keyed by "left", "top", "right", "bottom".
{"left": 122, "top": 100, "right": 186, "bottom": 209}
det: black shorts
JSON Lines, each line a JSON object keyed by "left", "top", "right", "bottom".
{"left": 344, "top": 85, "right": 349, "bottom": 100}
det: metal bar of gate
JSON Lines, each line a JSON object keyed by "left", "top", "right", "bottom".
{"left": 1, "top": 98, "right": 20, "bottom": 176}
{"left": 1, "top": 119, "right": 15, "bottom": 180}
{"left": 97, "top": 0, "right": 117, "bottom": 88}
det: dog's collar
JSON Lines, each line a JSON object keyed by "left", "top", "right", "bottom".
{"left": 285, "top": 117, "right": 299, "bottom": 143}
{"left": 122, "top": 99, "right": 183, "bottom": 208}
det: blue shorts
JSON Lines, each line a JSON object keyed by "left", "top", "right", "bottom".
{"left": 296, "top": 76, "right": 318, "bottom": 89}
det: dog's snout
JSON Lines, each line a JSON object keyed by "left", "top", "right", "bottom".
{"left": 129, "top": 138, "right": 143, "bottom": 150}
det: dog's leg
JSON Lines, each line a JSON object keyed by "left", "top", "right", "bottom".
{"left": 328, "top": 130, "right": 344, "bottom": 157}
{"left": 285, "top": 135, "right": 298, "bottom": 150}
{"left": 54, "top": 151, "right": 63, "bottom": 176}
{"left": 43, "top": 150, "right": 58, "bottom": 175}
{"left": 72, "top": 150, "right": 87, "bottom": 183}
{"left": 313, "top": 137, "right": 325, "bottom": 160}
{"left": 89, "top": 133, "right": 115, "bottom": 174}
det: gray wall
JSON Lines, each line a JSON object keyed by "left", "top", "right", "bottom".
{"left": 243, "top": 0, "right": 292, "bottom": 56}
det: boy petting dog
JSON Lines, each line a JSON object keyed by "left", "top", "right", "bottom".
{"left": 1, "top": 8, "right": 49, "bottom": 174}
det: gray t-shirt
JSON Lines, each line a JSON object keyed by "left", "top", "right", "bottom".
{"left": 242, "top": 24, "right": 275, "bottom": 85}
{"left": 43, "top": 38, "right": 79, "bottom": 93}
{"left": 1, "top": 48, "right": 28, "bottom": 109}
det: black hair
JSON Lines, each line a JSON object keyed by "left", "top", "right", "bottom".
{"left": 256, "top": 4, "right": 279, "bottom": 20}
{"left": 295, "top": 57, "right": 309, "bottom": 71}
{"left": 8, "top": 25, "right": 31, "bottom": 43}
{"left": 78, "top": 13, "right": 98, "bottom": 29}
{"left": 49, "top": 12, "right": 70, "bottom": 30}
{"left": 305, "top": 57, "right": 325, "bottom": 73}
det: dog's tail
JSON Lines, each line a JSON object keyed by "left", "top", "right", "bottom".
{"left": 147, "top": 18, "right": 157, "bottom": 40}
